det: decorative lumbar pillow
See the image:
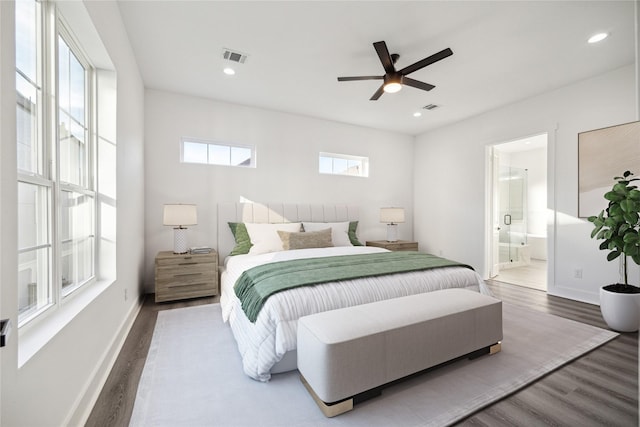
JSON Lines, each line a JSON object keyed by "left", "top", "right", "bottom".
{"left": 228, "top": 222, "right": 252, "bottom": 255}
{"left": 302, "top": 221, "right": 352, "bottom": 246}
{"left": 348, "top": 221, "right": 363, "bottom": 246}
{"left": 278, "top": 228, "right": 333, "bottom": 250}
{"left": 245, "top": 222, "right": 302, "bottom": 254}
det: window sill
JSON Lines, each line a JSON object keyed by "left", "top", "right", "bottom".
{"left": 18, "top": 278, "right": 115, "bottom": 368}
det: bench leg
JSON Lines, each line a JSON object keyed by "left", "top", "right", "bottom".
{"left": 490, "top": 342, "right": 502, "bottom": 354}
{"left": 300, "top": 375, "right": 353, "bottom": 417}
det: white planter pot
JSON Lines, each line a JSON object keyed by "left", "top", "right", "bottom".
{"left": 599, "top": 286, "right": 640, "bottom": 332}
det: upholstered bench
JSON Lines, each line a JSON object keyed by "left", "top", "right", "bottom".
{"left": 297, "top": 288, "right": 503, "bottom": 417}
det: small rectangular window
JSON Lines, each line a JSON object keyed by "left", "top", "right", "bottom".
{"left": 181, "top": 139, "right": 255, "bottom": 167}
{"left": 319, "top": 152, "right": 368, "bottom": 177}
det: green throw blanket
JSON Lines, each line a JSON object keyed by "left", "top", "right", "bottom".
{"left": 234, "top": 251, "right": 473, "bottom": 322}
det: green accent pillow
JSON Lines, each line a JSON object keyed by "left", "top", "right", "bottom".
{"left": 228, "top": 222, "right": 252, "bottom": 255}
{"left": 348, "top": 221, "right": 363, "bottom": 246}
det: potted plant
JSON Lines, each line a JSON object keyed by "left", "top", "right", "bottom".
{"left": 588, "top": 170, "right": 640, "bottom": 332}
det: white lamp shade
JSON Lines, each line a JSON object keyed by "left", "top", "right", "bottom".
{"left": 380, "top": 207, "right": 405, "bottom": 224}
{"left": 163, "top": 204, "right": 197, "bottom": 227}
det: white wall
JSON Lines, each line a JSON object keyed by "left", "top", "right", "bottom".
{"left": 144, "top": 89, "right": 415, "bottom": 291}
{"left": 0, "top": 1, "right": 145, "bottom": 425}
{"left": 414, "top": 65, "right": 637, "bottom": 304}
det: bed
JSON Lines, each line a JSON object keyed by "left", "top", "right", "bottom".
{"left": 218, "top": 203, "right": 491, "bottom": 382}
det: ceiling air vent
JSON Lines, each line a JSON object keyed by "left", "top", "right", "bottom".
{"left": 423, "top": 104, "right": 439, "bottom": 111}
{"left": 222, "top": 49, "right": 248, "bottom": 64}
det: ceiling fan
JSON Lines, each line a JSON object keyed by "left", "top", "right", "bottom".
{"left": 337, "top": 41, "right": 453, "bottom": 101}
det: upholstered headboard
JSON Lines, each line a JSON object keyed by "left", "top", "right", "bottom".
{"left": 217, "top": 202, "right": 360, "bottom": 260}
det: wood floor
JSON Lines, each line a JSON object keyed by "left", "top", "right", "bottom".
{"left": 86, "top": 282, "right": 638, "bottom": 427}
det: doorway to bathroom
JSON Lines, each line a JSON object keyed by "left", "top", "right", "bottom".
{"left": 488, "top": 134, "right": 548, "bottom": 291}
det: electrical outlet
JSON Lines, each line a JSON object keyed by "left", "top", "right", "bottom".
{"left": 574, "top": 268, "right": 583, "bottom": 279}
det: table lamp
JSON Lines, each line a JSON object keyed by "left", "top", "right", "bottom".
{"left": 163, "top": 204, "right": 197, "bottom": 254}
{"left": 380, "top": 207, "right": 405, "bottom": 242}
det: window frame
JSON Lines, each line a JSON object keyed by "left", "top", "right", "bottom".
{"left": 16, "top": 0, "right": 98, "bottom": 327}
{"left": 180, "top": 137, "right": 256, "bottom": 168}
{"left": 319, "top": 152, "right": 369, "bottom": 177}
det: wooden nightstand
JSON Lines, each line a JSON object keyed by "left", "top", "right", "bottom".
{"left": 366, "top": 240, "right": 419, "bottom": 252}
{"left": 155, "top": 250, "right": 218, "bottom": 303}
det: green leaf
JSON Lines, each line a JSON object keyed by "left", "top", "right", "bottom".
{"left": 630, "top": 190, "right": 640, "bottom": 200}
{"left": 605, "top": 191, "right": 623, "bottom": 202}
{"left": 593, "top": 227, "right": 605, "bottom": 239}
{"left": 620, "top": 199, "right": 634, "bottom": 213}
{"left": 613, "top": 182, "right": 629, "bottom": 194}
{"left": 604, "top": 217, "right": 618, "bottom": 228}
{"left": 623, "top": 241, "right": 638, "bottom": 253}
{"left": 619, "top": 224, "right": 631, "bottom": 235}
{"left": 607, "top": 250, "right": 622, "bottom": 261}
{"left": 623, "top": 211, "right": 639, "bottom": 225}
{"left": 609, "top": 205, "right": 623, "bottom": 217}
{"left": 623, "top": 232, "right": 639, "bottom": 244}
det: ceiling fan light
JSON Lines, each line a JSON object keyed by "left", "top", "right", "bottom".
{"left": 383, "top": 82, "right": 402, "bottom": 93}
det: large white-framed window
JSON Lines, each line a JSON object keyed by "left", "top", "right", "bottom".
{"left": 319, "top": 152, "right": 369, "bottom": 177}
{"left": 16, "top": 0, "right": 97, "bottom": 326}
{"left": 181, "top": 138, "right": 256, "bottom": 168}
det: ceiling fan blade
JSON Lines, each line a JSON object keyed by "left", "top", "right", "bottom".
{"left": 403, "top": 77, "right": 435, "bottom": 92}
{"left": 369, "top": 85, "right": 385, "bottom": 101}
{"left": 337, "top": 76, "right": 384, "bottom": 82}
{"left": 398, "top": 47, "right": 453, "bottom": 76}
{"left": 373, "top": 41, "right": 396, "bottom": 74}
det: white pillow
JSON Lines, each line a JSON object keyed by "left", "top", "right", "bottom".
{"left": 302, "top": 222, "right": 352, "bottom": 246}
{"left": 245, "top": 222, "right": 302, "bottom": 254}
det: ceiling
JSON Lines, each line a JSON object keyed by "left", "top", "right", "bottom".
{"left": 117, "top": 1, "right": 636, "bottom": 136}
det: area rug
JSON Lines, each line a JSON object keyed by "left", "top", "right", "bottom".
{"left": 129, "top": 302, "right": 617, "bottom": 427}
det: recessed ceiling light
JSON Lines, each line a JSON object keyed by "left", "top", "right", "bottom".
{"left": 413, "top": 112, "right": 422, "bottom": 117}
{"left": 588, "top": 32, "right": 608, "bottom": 44}
{"left": 223, "top": 67, "right": 236, "bottom": 75}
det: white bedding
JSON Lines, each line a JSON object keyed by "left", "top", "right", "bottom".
{"left": 220, "top": 246, "right": 491, "bottom": 382}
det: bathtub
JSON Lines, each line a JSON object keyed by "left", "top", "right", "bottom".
{"left": 499, "top": 233, "right": 547, "bottom": 269}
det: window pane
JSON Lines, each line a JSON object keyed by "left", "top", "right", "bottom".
{"left": 333, "top": 158, "right": 348, "bottom": 174}
{"left": 183, "top": 141, "right": 208, "bottom": 164}
{"left": 15, "top": 0, "right": 38, "bottom": 83}
{"left": 209, "top": 144, "right": 230, "bottom": 165}
{"left": 18, "top": 248, "right": 51, "bottom": 318}
{"left": 16, "top": 0, "right": 41, "bottom": 175}
{"left": 60, "top": 190, "right": 94, "bottom": 292}
{"left": 70, "top": 54, "right": 85, "bottom": 125}
{"left": 16, "top": 75, "right": 40, "bottom": 173}
{"left": 58, "top": 36, "right": 87, "bottom": 187}
{"left": 319, "top": 156, "right": 332, "bottom": 174}
{"left": 231, "top": 146, "right": 251, "bottom": 166}
{"left": 18, "top": 181, "right": 50, "bottom": 249}
{"left": 347, "top": 159, "right": 362, "bottom": 176}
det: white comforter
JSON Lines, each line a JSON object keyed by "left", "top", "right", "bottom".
{"left": 220, "top": 246, "right": 490, "bottom": 382}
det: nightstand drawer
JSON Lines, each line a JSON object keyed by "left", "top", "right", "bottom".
{"left": 155, "top": 254, "right": 215, "bottom": 267}
{"left": 156, "top": 262, "right": 214, "bottom": 278}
